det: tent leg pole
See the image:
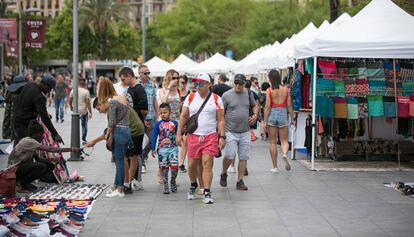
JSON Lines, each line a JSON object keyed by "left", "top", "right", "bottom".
{"left": 393, "top": 59, "right": 401, "bottom": 171}
{"left": 311, "top": 56, "right": 317, "bottom": 171}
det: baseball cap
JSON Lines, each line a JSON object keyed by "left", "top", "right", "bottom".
{"left": 192, "top": 72, "right": 211, "bottom": 83}
{"left": 234, "top": 74, "right": 246, "bottom": 83}
{"left": 41, "top": 74, "right": 56, "bottom": 89}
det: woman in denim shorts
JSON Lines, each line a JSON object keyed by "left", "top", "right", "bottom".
{"left": 264, "top": 70, "right": 294, "bottom": 173}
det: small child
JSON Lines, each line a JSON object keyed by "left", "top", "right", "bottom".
{"left": 151, "top": 103, "right": 179, "bottom": 194}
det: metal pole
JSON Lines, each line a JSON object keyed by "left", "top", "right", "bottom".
{"left": 1, "top": 44, "right": 4, "bottom": 83}
{"left": 69, "top": 0, "right": 81, "bottom": 161}
{"left": 310, "top": 56, "right": 317, "bottom": 171}
{"left": 141, "top": 0, "right": 146, "bottom": 62}
{"left": 393, "top": 59, "right": 401, "bottom": 171}
{"left": 18, "top": 2, "right": 22, "bottom": 74}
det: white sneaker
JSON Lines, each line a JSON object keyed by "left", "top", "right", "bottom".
{"left": 105, "top": 188, "right": 124, "bottom": 198}
{"left": 202, "top": 192, "right": 214, "bottom": 204}
{"left": 270, "top": 168, "right": 280, "bottom": 173}
{"left": 142, "top": 166, "right": 146, "bottom": 174}
{"left": 227, "top": 166, "right": 236, "bottom": 173}
{"left": 131, "top": 179, "right": 144, "bottom": 191}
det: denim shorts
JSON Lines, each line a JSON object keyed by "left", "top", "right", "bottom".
{"left": 267, "top": 108, "right": 288, "bottom": 128}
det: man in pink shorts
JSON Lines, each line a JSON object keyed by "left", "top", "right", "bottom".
{"left": 177, "top": 72, "right": 225, "bottom": 204}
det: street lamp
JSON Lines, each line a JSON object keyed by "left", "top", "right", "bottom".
{"left": 18, "top": 6, "right": 39, "bottom": 74}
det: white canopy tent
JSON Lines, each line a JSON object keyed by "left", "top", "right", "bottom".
{"left": 232, "top": 44, "right": 273, "bottom": 74}
{"left": 190, "top": 52, "right": 237, "bottom": 74}
{"left": 145, "top": 56, "right": 171, "bottom": 77}
{"left": 170, "top": 54, "right": 199, "bottom": 74}
{"left": 294, "top": 0, "right": 414, "bottom": 170}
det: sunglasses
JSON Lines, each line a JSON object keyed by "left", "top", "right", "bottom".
{"left": 141, "top": 72, "right": 150, "bottom": 75}
{"left": 194, "top": 82, "right": 206, "bottom": 88}
{"left": 234, "top": 80, "right": 245, "bottom": 86}
{"left": 172, "top": 76, "right": 179, "bottom": 80}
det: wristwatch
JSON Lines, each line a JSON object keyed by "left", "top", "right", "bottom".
{"left": 219, "top": 135, "right": 226, "bottom": 139}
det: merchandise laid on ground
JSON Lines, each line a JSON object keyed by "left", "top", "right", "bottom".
{"left": 384, "top": 182, "right": 414, "bottom": 197}
{"left": 0, "top": 184, "right": 108, "bottom": 236}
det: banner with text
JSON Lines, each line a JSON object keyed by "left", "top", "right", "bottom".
{"left": 24, "top": 19, "right": 46, "bottom": 48}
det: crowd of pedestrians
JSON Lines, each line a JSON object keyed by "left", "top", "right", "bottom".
{"left": 2, "top": 65, "right": 294, "bottom": 204}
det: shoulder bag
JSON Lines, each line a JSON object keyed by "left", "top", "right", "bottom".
{"left": 186, "top": 92, "right": 212, "bottom": 134}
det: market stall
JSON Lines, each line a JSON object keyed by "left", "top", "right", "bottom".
{"left": 293, "top": 0, "right": 414, "bottom": 170}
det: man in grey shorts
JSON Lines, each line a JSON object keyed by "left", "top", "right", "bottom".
{"left": 220, "top": 74, "right": 258, "bottom": 190}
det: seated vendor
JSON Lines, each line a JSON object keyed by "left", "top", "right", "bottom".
{"left": 7, "top": 120, "right": 80, "bottom": 192}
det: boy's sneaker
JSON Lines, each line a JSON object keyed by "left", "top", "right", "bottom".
{"left": 236, "top": 180, "right": 248, "bottom": 191}
{"left": 202, "top": 192, "right": 214, "bottom": 204}
{"left": 220, "top": 173, "right": 228, "bottom": 187}
{"left": 171, "top": 180, "right": 177, "bottom": 193}
{"left": 124, "top": 185, "right": 133, "bottom": 194}
{"left": 188, "top": 186, "right": 197, "bottom": 200}
{"left": 131, "top": 179, "right": 144, "bottom": 191}
{"left": 179, "top": 165, "right": 187, "bottom": 173}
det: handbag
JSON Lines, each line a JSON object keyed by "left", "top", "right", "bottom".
{"left": 186, "top": 92, "right": 212, "bottom": 134}
{"left": 0, "top": 166, "right": 17, "bottom": 196}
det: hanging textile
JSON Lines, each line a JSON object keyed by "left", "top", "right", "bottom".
{"left": 347, "top": 97, "right": 359, "bottom": 120}
{"left": 301, "top": 73, "right": 311, "bottom": 109}
{"left": 316, "top": 96, "right": 334, "bottom": 118}
{"left": 291, "top": 70, "right": 301, "bottom": 110}
{"left": 383, "top": 96, "right": 396, "bottom": 117}
{"left": 398, "top": 96, "right": 410, "bottom": 118}
{"left": 333, "top": 97, "right": 348, "bottom": 119}
{"left": 367, "top": 96, "right": 384, "bottom": 117}
{"left": 316, "top": 78, "right": 334, "bottom": 96}
{"left": 358, "top": 97, "right": 368, "bottom": 118}
{"left": 356, "top": 61, "right": 367, "bottom": 79}
{"left": 333, "top": 80, "right": 346, "bottom": 97}
{"left": 318, "top": 59, "right": 338, "bottom": 79}
{"left": 366, "top": 61, "right": 385, "bottom": 80}
{"left": 409, "top": 96, "right": 414, "bottom": 117}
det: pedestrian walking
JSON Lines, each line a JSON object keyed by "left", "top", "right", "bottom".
{"left": 211, "top": 73, "right": 231, "bottom": 97}
{"left": 177, "top": 72, "right": 225, "bottom": 204}
{"left": 151, "top": 103, "right": 179, "bottom": 194}
{"left": 68, "top": 77, "right": 92, "bottom": 144}
{"left": 219, "top": 74, "right": 258, "bottom": 191}
{"left": 178, "top": 75, "right": 190, "bottom": 173}
{"left": 137, "top": 65, "right": 158, "bottom": 178}
{"left": 157, "top": 69, "right": 181, "bottom": 121}
{"left": 264, "top": 70, "right": 294, "bottom": 172}
{"left": 259, "top": 82, "right": 271, "bottom": 140}
{"left": 53, "top": 74, "right": 67, "bottom": 123}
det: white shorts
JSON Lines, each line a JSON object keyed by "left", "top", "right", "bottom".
{"left": 224, "top": 131, "right": 251, "bottom": 161}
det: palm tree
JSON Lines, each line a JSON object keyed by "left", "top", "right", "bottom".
{"left": 79, "top": 0, "right": 131, "bottom": 59}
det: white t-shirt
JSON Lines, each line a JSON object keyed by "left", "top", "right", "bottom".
{"left": 183, "top": 92, "right": 223, "bottom": 136}
{"left": 69, "top": 88, "right": 90, "bottom": 115}
{"left": 113, "top": 82, "right": 129, "bottom": 95}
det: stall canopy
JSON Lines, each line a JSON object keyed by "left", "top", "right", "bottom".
{"left": 295, "top": 0, "right": 414, "bottom": 59}
{"left": 191, "top": 52, "right": 237, "bottom": 74}
{"left": 170, "top": 54, "right": 199, "bottom": 74}
{"left": 145, "top": 56, "right": 171, "bottom": 77}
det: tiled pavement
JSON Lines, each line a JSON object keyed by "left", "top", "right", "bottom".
{"left": 1, "top": 108, "right": 414, "bottom": 237}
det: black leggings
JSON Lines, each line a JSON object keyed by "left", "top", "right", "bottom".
{"left": 16, "top": 161, "right": 54, "bottom": 185}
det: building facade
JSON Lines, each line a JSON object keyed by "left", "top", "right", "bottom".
{"left": 5, "top": 0, "right": 64, "bottom": 18}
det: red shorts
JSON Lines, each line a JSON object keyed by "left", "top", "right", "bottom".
{"left": 187, "top": 132, "right": 219, "bottom": 159}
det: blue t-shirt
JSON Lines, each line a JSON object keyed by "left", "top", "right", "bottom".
{"left": 151, "top": 119, "right": 178, "bottom": 151}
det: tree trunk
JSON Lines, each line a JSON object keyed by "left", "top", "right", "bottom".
{"left": 100, "top": 32, "right": 107, "bottom": 59}
{"left": 330, "top": 0, "right": 340, "bottom": 23}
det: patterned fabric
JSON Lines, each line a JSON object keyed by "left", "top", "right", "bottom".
{"left": 401, "top": 81, "right": 414, "bottom": 96}
{"left": 400, "top": 62, "right": 414, "bottom": 80}
{"left": 139, "top": 79, "right": 157, "bottom": 120}
{"left": 347, "top": 97, "right": 359, "bottom": 120}
{"left": 305, "top": 58, "right": 314, "bottom": 76}
{"left": 358, "top": 97, "right": 368, "bottom": 118}
{"left": 290, "top": 70, "right": 301, "bottom": 110}
{"left": 366, "top": 61, "right": 385, "bottom": 80}
{"left": 368, "top": 79, "right": 386, "bottom": 96}
{"left": 316, "top": 78, "right": 334, "bottom": 96}
{"left": 398, "top": 96, "right": 410, "bottom": 118}
{"left": 346, "top": 61, "right": 358, "bottom": 78}
{"left": 316, "top": 96, "right": 333, "bottom": 118}
{"left": 367, "top": 96, "right": 384, "bottom": 117}
{"left": 336, "top": 61, "right": 348, "bottom": 80}
{"left": 383, "top": 96, "right": 396, "bottom": 117}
